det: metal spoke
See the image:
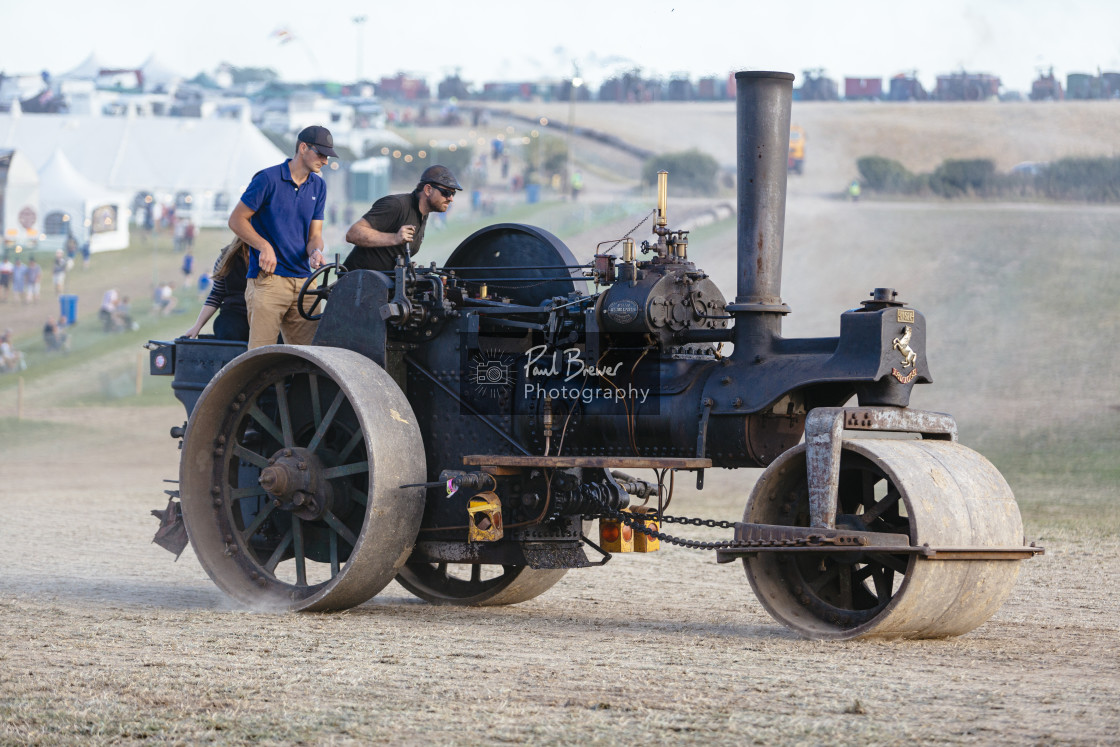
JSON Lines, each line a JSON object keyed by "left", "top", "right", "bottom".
{"left": 322, "top": 510, "right": 359, "bottom": 548}
{"left": 862, "top": 487, "right": 901, "bottom": 525}
{"left": 871, "top": 566, "right": 894, "bottom": 602}
{"left": 339, "top": 428, "right": 365, "bottom": 462}
{"left": 264, "top": 529, "right": 293, "bottom": 573}
{"left": 292, "top": 517, "right": 306, "bottom": 586}
{"left": 275, "top": 380, "right": 294, "bottom": 447}
{"left": 230, "top": 486, "right": 269, "bottom": 501}
{"left": 868, "top": 552, "right": 909, "bottom": 575}
{"left": 348, "top": 485, "right": 368, "bottom": 506}
{"left": 853, "top": 564, "right": 875, "bottom": 583}
{"left": 330, "top": 530, "right": 339, "bottom": 577}
{"left": 309, "top": 373, "right": 322, "bottom": 427}
{"left": 247, "top": 404, "right": 285, "bottom": 445}
{"left": 307, "top": 390, "right": 346, "bottom": 453}
{"left": 323, "top": 460, "right": 370, "bottom": 480}
{"left": 243, "top": 501, "right": 277, "bottom": 537}
{"left": 232, "top": 443, "right": 270, "bottom": 469}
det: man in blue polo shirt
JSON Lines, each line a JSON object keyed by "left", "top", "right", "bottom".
{"left": 229, "top": 125, "right": 336, "bottom": 349}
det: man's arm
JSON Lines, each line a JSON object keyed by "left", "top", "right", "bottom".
{"left": 306, "top": 220, "right": 325, "bottom": 269}
{"left": 228, "top": 202, "right": 276, "bottom": 273}
{"left": 344, "top": 217, "right": 416, "bottom": 247}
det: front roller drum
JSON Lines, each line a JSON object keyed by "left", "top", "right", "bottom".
{"left": 743, "top": 439, "right": 1024, "bottom": 640}
{"left": 179, "top": 345, "right": 426, "bottom": 611}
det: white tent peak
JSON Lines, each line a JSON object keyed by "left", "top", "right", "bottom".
{"left": 59, "top": 53, "right": 109, "bottom": 81}
{"left": 139, "top": 55, "right": 185, "bottom": 93}
{"left": 38, "top": 148, "right": 130, "bottom": 252}
{"left": 39, "top": 148, "right": 104, "bottom": 196}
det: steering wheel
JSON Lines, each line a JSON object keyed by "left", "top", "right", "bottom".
{"left": 297, "top": 261, "right": 349, "bottom": 321}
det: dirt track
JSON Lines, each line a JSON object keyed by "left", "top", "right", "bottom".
{"left": 1, "top": 402, "right": 1118, "bottom": 745}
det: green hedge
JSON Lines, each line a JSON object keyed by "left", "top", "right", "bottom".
{"left": 643, "top": 149, "right": 720, "bottom": 196}
{"left": 1041, "top": 157, "right": 1120, "bottom": 202}
{"left": 857, "top": 155, "right": 1120, "bottom": 202}
{"left": 857, "top": 156, "right": 918, "bottom": 193}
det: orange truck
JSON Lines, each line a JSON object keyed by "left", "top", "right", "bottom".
{"left": 788, "top": 125, "right": 806, "bottom": 174}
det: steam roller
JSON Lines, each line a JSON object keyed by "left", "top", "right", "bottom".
{"left": 149, "top": 70, "right": 1040, "bottom": 639}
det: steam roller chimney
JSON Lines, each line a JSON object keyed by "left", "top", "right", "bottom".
{"left": 727, "top": 71, "right": 794, "bottom": 357}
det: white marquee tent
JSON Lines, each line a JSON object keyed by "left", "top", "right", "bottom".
{"left": 38, "top": 149, "right": 130, "bottom": 252}
{"left": 0, "top": 111, "right": 287, "bottom": 230}
{"left": 0, "top": 149, "right": 40, "bottom": 248}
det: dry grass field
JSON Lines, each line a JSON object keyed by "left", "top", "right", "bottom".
{"left": 1, "top": 98, "right": 1119, "bottom": 745}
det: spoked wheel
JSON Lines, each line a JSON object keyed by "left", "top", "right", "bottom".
{"left": 298, "top": 262, "right": 348, "bottom": 321}
{"left": 743, "top": 439, "right": 1024, "bottom": 640}
{"left": 396, "top": 563, "right": 567, "bottom": 606}
{"left": 179, "top": 345, "right": 425, "bottom": 611}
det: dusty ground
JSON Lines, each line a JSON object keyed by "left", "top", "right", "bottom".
{"left": 2, "top": 101, "right": 1120, "bottom": 744}
{"left": 1, "top": 404, "right": 1118, "bottom": 745}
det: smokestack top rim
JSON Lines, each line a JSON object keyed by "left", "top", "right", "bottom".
{"left": 734, "top": 70, "right": 795, "bottom": 82}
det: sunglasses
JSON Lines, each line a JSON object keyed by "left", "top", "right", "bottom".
{"left": 429, "top": 184, "right": 455, "bottom": 199}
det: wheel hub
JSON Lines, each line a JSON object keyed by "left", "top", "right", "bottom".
{"left": 259, "top": 447, "right": 332, "bottom": 520}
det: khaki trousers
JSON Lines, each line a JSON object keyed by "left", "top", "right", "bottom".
{"left": 245, "top": 274, "right": 318, "bottom": 349}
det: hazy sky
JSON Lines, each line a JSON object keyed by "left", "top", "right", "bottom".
{"left": 2, "top": 0, "right": 1118, "bottom": 94}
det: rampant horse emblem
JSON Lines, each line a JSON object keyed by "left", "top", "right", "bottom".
{"left": 893, "top": 326, "right": 917, "bottom": 369}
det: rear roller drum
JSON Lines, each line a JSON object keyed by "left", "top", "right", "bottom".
{"left": 743, "top": 439, "right": 1023, "bottom": 640}
{"left": 179, "top": 346, "right": 425, "bottom": 611}
{"left": 396, "top": 563, "right": 567, "bottom": 606}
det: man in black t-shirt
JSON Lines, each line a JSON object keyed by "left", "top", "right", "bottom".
{"left": 343, "top": 165, "right": 461, "bottom": 272}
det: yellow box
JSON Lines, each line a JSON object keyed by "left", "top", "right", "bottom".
{"left": 629, "top": 508, "right": 660, "bottom": 553}
{"left": 599, "top": 517, "right": 634, "bottom": 553}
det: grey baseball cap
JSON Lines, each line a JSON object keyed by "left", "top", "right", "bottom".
{"left": 419, "top": 165, "right": 462, "bottom": 191}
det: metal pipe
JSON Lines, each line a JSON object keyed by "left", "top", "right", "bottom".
{"left": 622, "top": 238, "right": 635, "bottom": 263}
{"left": 729, "top": 71, "right": 794, "bottom": 315}
{"left": 656, "top": 170, "right": 669, "bottom": 227}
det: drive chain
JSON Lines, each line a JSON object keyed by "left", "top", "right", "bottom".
{"left": 596, "top": 504, "right": 830, "bottom": 552}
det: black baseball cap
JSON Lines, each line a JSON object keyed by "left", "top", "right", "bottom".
{"left": 297, "top": 125, "right": 338, "bottom": 157}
